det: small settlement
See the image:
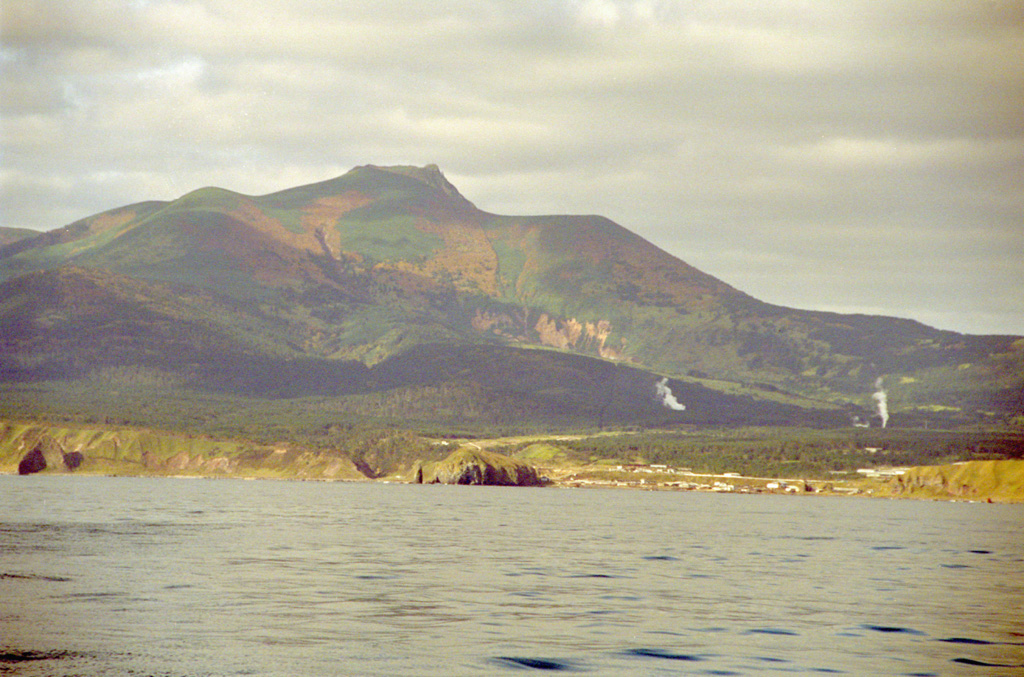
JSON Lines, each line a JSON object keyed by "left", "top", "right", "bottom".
{"left": 548, "top": 463, "right": 842, "bottom": 494}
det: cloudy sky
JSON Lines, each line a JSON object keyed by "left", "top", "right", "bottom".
{"left": 3, "top": 0, "right": 1022, "bottom": 335}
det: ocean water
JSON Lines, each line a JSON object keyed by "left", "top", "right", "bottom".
{"left": 1, "top": 475, "right": 1022, "bottom": 676}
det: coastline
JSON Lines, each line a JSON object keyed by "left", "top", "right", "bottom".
{"left": 3, "top": 419, "right": 1022, "bottom": 503}
{"left": 538, "top": 461, "right": 1024, "bottom": 503}
{"left": 3, "top": 462, "right": 1022, "bottom": 504}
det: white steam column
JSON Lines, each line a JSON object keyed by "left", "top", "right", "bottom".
{"left": 872, "top": 377, "right": 889, "bottom": 428}
{"left": 655, "top": 378, "right": 686, "bottom": 411}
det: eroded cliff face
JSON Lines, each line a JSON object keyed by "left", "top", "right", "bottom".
{"left": 0, "top": 424, "right": 369, "bottom": 480}
{"left": 15, "top": 436, "right": 81, "bottom": 475}
{"left": 472, "top": 308, "right": 520, "bottom": 335}
{"left": 470, "top": 308, "right": 623, "bottom": 360}
{"left": 534, "top": 314, "right": 620, "bottom": 359}
{"left": 884, "top": 460, "right": 1024, "bottom": 502}
{"left": 163, "top": 451, "right": 237, "bottom": 474}
{"left": 424, "top": 448, "right": 543, "bottom": 486}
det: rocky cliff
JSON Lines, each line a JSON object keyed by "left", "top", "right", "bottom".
{"left": 422, "top": 448, "right": 544, "bottom": 486}
{"left": 884, "top": 460, "right": 1024, "bottom": 502}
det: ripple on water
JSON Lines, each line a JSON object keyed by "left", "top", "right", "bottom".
{"left": 862, "top": 625, "right": 926, "bottom": 636}
{"left": 938, "top": 637, "right": 995, "bottom": 645}
{"left": 0, "top": 650, "right": 93, "bottom": 664}
{"left": 755, "top": 656, "right": 789, "bottom": 663}
{"left": 624, "top": 647, "right": 703, "bottom": 661}
{"left": 493, "top": 656, "right": 575, "bottom": 671}
{"left": 952, "top": 657, "right": 1024, "bottom": 668}
{"left": 0, "top": 572, "right": 71, "bottom": 582}
{"left": 744, "top": 628, "right": 799, "bottom": 636}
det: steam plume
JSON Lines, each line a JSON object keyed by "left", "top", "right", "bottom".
{"left": 872, "top": 377, "right": 889, "bottom": 428}
{"left": 655, "top": 378, "right": 686, "bottom": 411}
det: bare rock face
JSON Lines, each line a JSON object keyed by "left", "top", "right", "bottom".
{"left": 18, "top": 448, "right": 47, "bottom": 475}
{"left": 17, "top": 437, "right": 86, "bottom": 474}
{"left": 430, "top": 448, "right": 543, "bottom": 487}
{"left": 63, "top": 451, "right": 84, "bottom": 470}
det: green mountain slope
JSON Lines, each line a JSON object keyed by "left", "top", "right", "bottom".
{"left": 0, "top": 227, "right": 40, "bottom": 247}
{"left": 2, "top": 164, "right": 1021, "bottom": 428}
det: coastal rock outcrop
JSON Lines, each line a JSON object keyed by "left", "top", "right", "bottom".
{"left": 17, "top": 448, "right": 47, "bottom": 475}
{"left": 62, "top": 451, "right": 84, "bottom": 470}
{"left": 429, "top": 448, "right": 543, "bottom": 487}
{"left": 17, "top": 437, "right": 84, "bottom": 475}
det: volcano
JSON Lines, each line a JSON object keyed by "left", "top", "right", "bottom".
{"left": 2, "top": 164, "right": 1021, "bottom": 429}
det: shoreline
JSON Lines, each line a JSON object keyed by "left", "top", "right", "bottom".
{"left": 3, "top": 419, "right": 1021, "bottom": 503}
{"left": 4, "top": 465, "right": 1021, "bottom": 504}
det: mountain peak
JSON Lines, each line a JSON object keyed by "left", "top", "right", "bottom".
{"left": 364, "top": 164, "right": 470, "bottom": 205}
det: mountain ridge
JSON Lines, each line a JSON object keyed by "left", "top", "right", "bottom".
{"left": 2, "top": 164, "right": 1021, "bottom": 428}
